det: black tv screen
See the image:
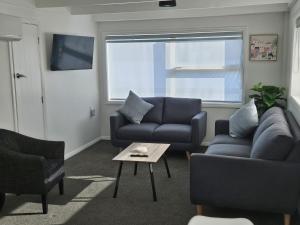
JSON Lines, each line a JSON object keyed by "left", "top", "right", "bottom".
{"left": 50, "top": 34, "right": 94, "bottom": 71}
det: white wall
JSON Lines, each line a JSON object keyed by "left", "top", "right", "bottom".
{"left": 37, "top": 8, "right": 101, "bottom": 157}
{"left": 98, "top": 12, "right": 287, "bottom": 144}
{"left": 287, "top": 1, "right": 300, "bottom": 125}
{"left": 0, "top": 0, "right": 101, "bottom": 158}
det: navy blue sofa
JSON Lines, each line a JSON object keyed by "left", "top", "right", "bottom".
{"left": 110, "top": 97, "right": 207, "bottom": 152}
{"left": 190, "top": 107, "right": 300, "bottom": 225}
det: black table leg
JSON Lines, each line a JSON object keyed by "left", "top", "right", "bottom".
{"left": 41, "top": 194, "right": 48, "bottom": 214}
{"left": 0, "top": 193, "right": 5, "bottom": 211}
{"left": 148, "top": 163, "right": 157, "bottom": 201}
{"left": 113, "top": 161, "right": 123, "bottom": 198}
{"left": 134, "top": 162, "right": 138, "bottom": 176}
{"left": 163, "top": 155, "right": 171, "bottom": 178}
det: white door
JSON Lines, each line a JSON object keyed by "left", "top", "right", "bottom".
{"left": 0, "top": 41, "right": 15, "bottom": 131}
{"left": 12, "top": 24, "right": 45, "bottom": 138}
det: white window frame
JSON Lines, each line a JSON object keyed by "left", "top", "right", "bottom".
{"left": 290, "top": 24, "right": 300, "bottom": 105}
{"left": 101, "top": 27, "right": 248, "bottom": 108}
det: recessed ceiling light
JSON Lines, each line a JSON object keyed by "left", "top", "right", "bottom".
{"left": 159, "top": 0, "right": 176, "bottom": 7}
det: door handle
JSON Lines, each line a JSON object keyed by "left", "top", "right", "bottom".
{"left": 15, "top": 73, "right": 27, "bottom": 79}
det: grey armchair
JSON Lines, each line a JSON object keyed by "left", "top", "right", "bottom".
{"left": 0, "top": 129, "right": 65, "bottom": 214}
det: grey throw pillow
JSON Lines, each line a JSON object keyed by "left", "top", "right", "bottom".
{"left": 118, "top": 91, "right": 154, "bottom": 124}
{"left": 229, "top": 99, "right": 258, "bottom": 138}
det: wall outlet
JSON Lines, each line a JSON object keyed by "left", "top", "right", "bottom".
{"left": 90, "top": 107, "right": 96, "bottom": 117}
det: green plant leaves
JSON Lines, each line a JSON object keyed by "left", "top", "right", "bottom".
{"left": 249, "top": 83, "right": 286, "bottom": 116}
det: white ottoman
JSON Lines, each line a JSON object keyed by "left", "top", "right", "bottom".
{"left": 188, "top": 216, "right": 254, "bottom": 225}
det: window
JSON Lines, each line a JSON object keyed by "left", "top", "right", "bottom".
{"left": 106, "top": 32, "right": 243, "bottom": 102}
{"left": 291, "top": 18, "right": 300, "bottom": 101}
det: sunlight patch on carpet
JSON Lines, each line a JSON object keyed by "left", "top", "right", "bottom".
{"left": 0, "top": 175, "right": 115, "bottom": 225}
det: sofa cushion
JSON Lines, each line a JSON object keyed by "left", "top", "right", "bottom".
{"left": 206, "top": 144, "right": 251, "bottom": 158}
{"left": 142, "top": 97, "right": 164, "bottom": 124}
{"left": 259, "top": 107, "right": 284, "bottom": 124}
{"left": 163, "top": 97, "right": 201, "bottom": 124}
{"left": 253, "top": 113, "right": 288, "bottom": 144}
{"left": 229, "top": 99, "right": 258, "bottom": 138}
{"left": 118, "top": 91, "right": 153, "bottom": 124}
{"left": 117, "top": 123, "right": 159, "bottom": 141}
{"left": 153, "top": 124, "right": 191, "bottom": 142}
{"left": 251, "top": 124, "right": 294, "bottom": 160}
{"left": 209, "top": 135, "right": 252, "bottom": 146}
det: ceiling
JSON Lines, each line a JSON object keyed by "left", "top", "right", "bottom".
{"left": 35, "top": 0, "right": 295, "bottom": 21}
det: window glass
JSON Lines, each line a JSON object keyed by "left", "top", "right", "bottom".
{"left": 106, "top": 32, "right": 243, "bottom": 102}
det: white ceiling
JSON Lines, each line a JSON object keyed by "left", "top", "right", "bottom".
{"left": 35, "top": 0, "right": 296, "bottom": 21}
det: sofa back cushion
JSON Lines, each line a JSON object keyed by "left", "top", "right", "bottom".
{"left": 253, "top": 107, "right": 286, "bottom": 144}
{"left": 253, "top": 113, "right": 288, "bottom": 144}
{"left": 259, "top": 107, "right": 284, "bottom": 124}
{"left": 251, "top": 123, "right": 294, "bottom": 160}
{"left": 163, "top": 97, "right": 201, "bottom": 124}
{"left": 142, "top": 97, "right": 164, "bottom": 124}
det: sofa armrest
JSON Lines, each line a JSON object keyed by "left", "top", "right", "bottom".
{"left": 191, "top": 112, "right": 207, "bottom": 147}
{"left": 110, "top": 112, "right": 127, "bottom": 142}
{"left": 0, "top": 147, "right": 46, "bottom": 193}
{"left": 190, "top": 154, "right": 300, "bottom": 213}
{"left": 215, "top": 120, "right": 229, "bottom": 135}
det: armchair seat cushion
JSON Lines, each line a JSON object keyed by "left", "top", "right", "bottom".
{"left": 209, "top": 135, "right": 252, "bottom": 146}
{"left": 117, "top": 123, "right": 159, "bottom": 141}
{"left": 206, "top": 144, "right": 251, "bottom": 158}
{"left": 153, "top": 124, "right": 191, "bottom": 142}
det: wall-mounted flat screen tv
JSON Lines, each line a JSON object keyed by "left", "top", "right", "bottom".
{"left": 50, "top": 34, "right": 94, "bottom": 71}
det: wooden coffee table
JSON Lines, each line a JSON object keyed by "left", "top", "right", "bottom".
{"left": 112, "top": 143, "right": 171, "bottom": 201}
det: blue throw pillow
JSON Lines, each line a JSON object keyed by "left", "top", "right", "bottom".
{"left": 118, "top": 91, "right": 154, "bottom": 124}
{"left": 229, "top": 99, "right": 259, "bottom": 138}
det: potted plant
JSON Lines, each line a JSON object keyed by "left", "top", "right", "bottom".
{"left": 249, "top": 82, "right": 287, "bottom": 116}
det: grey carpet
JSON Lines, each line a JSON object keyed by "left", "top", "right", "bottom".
{"left": 0, "top": 141, "right": 299, "bottom": 225}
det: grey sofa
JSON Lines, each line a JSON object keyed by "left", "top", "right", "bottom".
{"left": 110, "top": 97, "right": 207, "bottom": 152}
{"left": 190, "top": 107, "right": 300, "bottom": 224}
{"left": 0, "top": 129, "right": 65, "bottom": 214}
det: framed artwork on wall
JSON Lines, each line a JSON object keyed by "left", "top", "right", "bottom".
{"left": 249, "top": 34, "right": 278, "bottom": 61}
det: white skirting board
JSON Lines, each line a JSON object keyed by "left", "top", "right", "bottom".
{"left": 100, "top": 136, "right": 111, "bottom": 140}
{"left": 65, "top": 136, "right": 102, "bottom": 160}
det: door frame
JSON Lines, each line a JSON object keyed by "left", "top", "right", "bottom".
{"left": 8, "top": 42, "right": 18, "bottom": 131}
{"left": 9, "top": 22, "right": 48, "bottom": 139}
